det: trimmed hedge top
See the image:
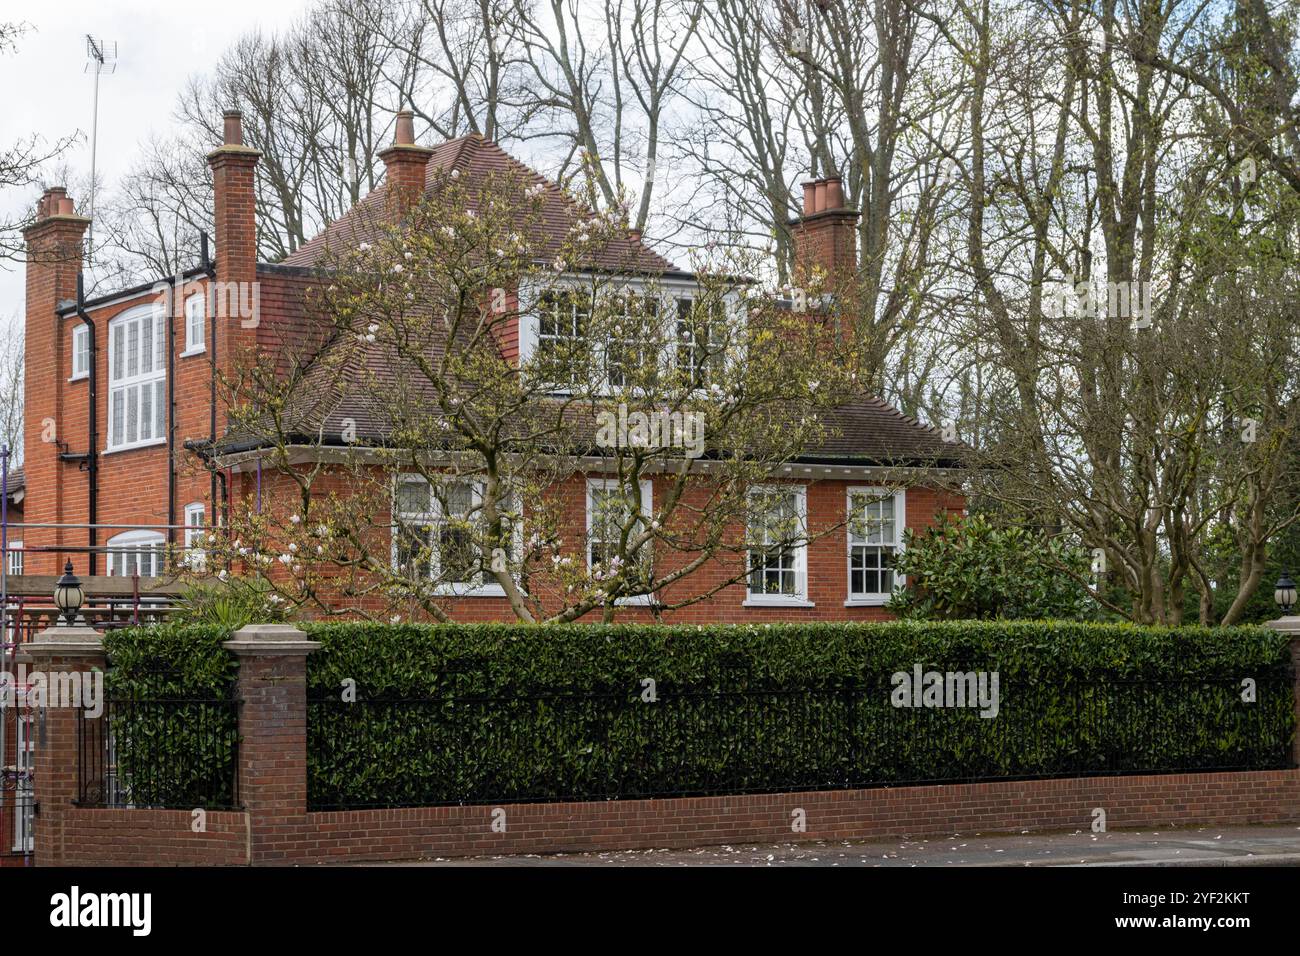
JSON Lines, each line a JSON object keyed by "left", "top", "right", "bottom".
{"left": 102, "top": 620, "right": 1294, "bottom": 698}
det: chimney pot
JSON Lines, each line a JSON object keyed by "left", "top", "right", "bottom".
{"left": 814, "top": 180, "right": 828, "bottom": 213}
{"left": 802, "top": 182, "right": 818, "bottom": 216}
{"left": 627, "top": 227, "right": 643, "bottom": 244}
{"left": 222, "top": 110, "right": 244, "bottom": 147}
{"left": 824, "top": 177, "right": 844, "bottom": 209}
{"left": 395, "top": 110, "right": 415, "bottom": 146}
{"left": 57, "top": 197, "right": 75, "bottom": 216}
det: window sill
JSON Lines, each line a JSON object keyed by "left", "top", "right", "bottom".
{"left": 845, "top": 597, "right": 890, "bottom": 607}
{"left": 103, "top": 438, "right": 167, "bottom": 455}
{"left": 432, "top": 583, "right": 516, "bottom": 598}
{"left": 743, "top": 597, "right": 815, "bottom": 608}
{"left": 68, "top": 372, "right": 88, "bottom": 383}
{"left": 180, "top": 346, "right": 206, "bottom": 358}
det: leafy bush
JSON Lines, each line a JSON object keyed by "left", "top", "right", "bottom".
{"left": 172, "top": 575, "right": 291, "bottom": 631}
{"left": 101, "top": 620, "right": 1295, "bottom": 810}
{"left": 887, "top": 514, "right": 1093, "bottom": 620}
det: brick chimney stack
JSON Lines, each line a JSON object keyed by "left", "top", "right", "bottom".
{"left": 207, "top": 110, "right": 261, "bottom": 295}
{"left": 790, "top": 174, "right": 859, "bottom": 295}
{"left": 380, "top": 110, "right": 435, "bottom": 216}
{"left": 206, "top": 109, "right": 262, "bottom": 435}
{"left": 23, "top": 187, "right": 90, "bottom": 573}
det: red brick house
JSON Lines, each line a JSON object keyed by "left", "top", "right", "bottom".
{"left": 21, "top": 109, "right": 964, "bottom": 622}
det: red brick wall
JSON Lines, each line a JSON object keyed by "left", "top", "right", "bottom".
{"left": 50, "top": 770, "right": 1300, "bottom": 866}
{"left": 242, "top": 464, "right": 964, "bottom": 623}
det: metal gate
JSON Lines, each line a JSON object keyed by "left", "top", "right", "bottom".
{"left": 0, "top": 680, "right": 35, "bottom": 865}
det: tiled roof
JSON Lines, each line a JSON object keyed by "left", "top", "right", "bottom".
{"left": 281, "top": 135, "right": 678, "bottom": 274}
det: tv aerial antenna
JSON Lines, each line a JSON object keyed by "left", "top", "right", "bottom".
{"left": 84, "top": 36, "right": 118, "bottom": 265}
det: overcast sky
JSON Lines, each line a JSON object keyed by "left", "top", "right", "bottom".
{"left": 0, "top": 0, "right": 314, "bottom": 326}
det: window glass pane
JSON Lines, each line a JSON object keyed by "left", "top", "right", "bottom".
{"left": 127, "top": 322, "right": 139, "bottom": 377}
{"left": 126, "top": 386, "right": 138, "bottom": 444}
{"left": 111, "top": 390, "right": 124, "bottom": 445}
{"left": 396, "top": 479, "right": 430, "bottom": 515}
{"left": 140, "top": 383, "right": 153, "bottom": 441}
{"left": 140, "top": 316, "right": 153, "bottom": 374}
{"left": 113, "top": 325, "right": 125, "bottom": 380}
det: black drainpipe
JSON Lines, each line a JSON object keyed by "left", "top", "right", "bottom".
{"left": 166, "top": 271, "right": 178, "bottom": 554}
{"left": 75, "top": 273, "right": 98, "bottom": 575}
{"left": 202, "top": 231, "right": 220, "bottom": 516}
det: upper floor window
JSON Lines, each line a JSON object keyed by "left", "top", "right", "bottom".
{"left": 522, "top": 282, "right": 740, "bottom": 395}
{"left": 183, "top": 293, "right": 206, "bottom": 355}
{"left": 675, "top": 296, "right": 727, "bottom": 389}
{"left": 6, "top": 540, "right": 22, "bottom": 577}
{"left": 604, "top": 293, "right": 660, "bottom": 391}
{"left": 107, "top": 304, "right": 166, "bottom": 451}
{"left": 746, "top": 485, "right": 807, "bottom": 603}
{"left": 847, "top": 488, "right": 905, "bottom": 603}
{"left": 393, "top": 475, "right": 517, "bottom": 594}
{"left": 534, "top": 289, "right": 593, "bottom": 388}
{"left": 71, "top": 324, "right": 90, "bottom": 380}
{"left": 105, "top": 530, "right": 165, "bottom": 577}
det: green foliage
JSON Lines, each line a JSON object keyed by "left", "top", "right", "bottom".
{"left": 101, "top": 625, "right": 238, "bottom": 809}
{"left": 172, "top": 576, "right": 291, "bottom": 631}
{"left": 887, "top": 514, "right": 1093, "bottom": 620}
{"left": 101, "top": 620, "right": 1295, "bottom": 810}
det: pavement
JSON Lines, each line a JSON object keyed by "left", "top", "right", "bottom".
{"left": 369, "top": 824, "right": 1300, "bottom": 867}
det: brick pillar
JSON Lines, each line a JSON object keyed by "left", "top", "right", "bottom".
{"left": 1263, "top": 616, "right": 1300, "bottom": 767}
{"left": 17, "top": 625, "right": 105, "bottom": 866}
{"left": 223, "top": 624, "right": 320, "bottom": 863}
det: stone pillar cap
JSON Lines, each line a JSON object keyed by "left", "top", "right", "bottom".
{"left": 223, "top": 623, "right": 321, "bottom": 655}
{"left": 1262, "top": 616, "right": 1300, "bottom": 635}
{"left": 16, "top": 625, "right": 106, "bottom": 662}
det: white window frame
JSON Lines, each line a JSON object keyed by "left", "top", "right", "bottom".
{"left": 845, "top": 487, "right": 906, "bottom": 606}
{"left": 13, "top": 715, "right": 34, "bottom": 852}
{"left": 106, "top": 303, "right": 167, "bottom": 452}
{"left": 6, "top": 539, "right": 22, "bottom": 577}
{"left": 104, "top": 530, "right": 166, "bottom": 578}
{"left": 744, "top": 484, "right": 812, "bottom": 607}
{"left": 518, "top": 277, "right": 742, "bottom": 395}
{"left": 181, "top": 292, "right": 206, "bottom": 356}
{"left": 391, "top": 474, "right": 520, "bottom": 597}
{"left": 70, "top": 324, "right": 90, "bottom": 381}
{"left": 183, "top": 502, "right": 207, "bottom": 570}
{"left": 585, "top": 476, "right": 655, "bottom": 604}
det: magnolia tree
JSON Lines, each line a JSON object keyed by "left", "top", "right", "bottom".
{"left": 199, "top": 168, "right": 923, "bottom": 622}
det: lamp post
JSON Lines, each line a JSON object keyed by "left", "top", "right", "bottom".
{"left": 53, "top": 560, "right": 85, "bottom": 626}
{"left": 1275, "top": 573, "right": 1296, "bottom": 616}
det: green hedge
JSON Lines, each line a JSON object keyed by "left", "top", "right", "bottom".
{"left": 101, "top": 625, "right": 239, "bottom": 808}
{"left": 101, "top": 621, "right": 1296, "bottom": 810}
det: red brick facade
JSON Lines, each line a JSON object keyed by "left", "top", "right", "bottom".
{"left": 21, "top": 112, "right": 963, "bottom": 621}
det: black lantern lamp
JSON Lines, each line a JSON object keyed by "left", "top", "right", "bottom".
{"left": 1275, "top": 572, "right": 1297, "bottom": 616}
{"left": 53, "top": 560, "right": 85, "bottom": 626}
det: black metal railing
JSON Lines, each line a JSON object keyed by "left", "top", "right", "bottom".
{"left": 77, "top": 694, "right": 240, "bottom": 809}
{"left": 307, "top": 672, "right": 1295, "bottom": 810}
